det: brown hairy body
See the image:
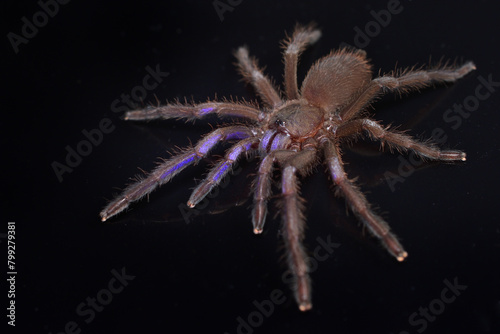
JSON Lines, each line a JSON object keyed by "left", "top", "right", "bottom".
{"left": 101, "top": 24, "right": 475, "bottom": 311}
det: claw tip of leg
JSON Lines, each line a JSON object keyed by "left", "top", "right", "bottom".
{"left": 299, "top": 302, "right": 312, "bottom": 312}
{"left": 253, "top": 228, "right": 263, "bottom": 234}
{"left": 123, "top": 111, "right": 133, "bottom": 120}
{"left": 397, "top": 251, "right": 408, "bottom": 262}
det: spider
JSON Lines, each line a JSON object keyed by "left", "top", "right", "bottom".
{"left": 100, "top": 24, "right": 475, "bottom": 311}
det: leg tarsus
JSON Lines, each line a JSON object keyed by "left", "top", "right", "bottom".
{"left": 187, "top": 137, "right": 258, "bottom": 208}
{"left": 100, "top": 151, "right": 197, "bottom": 222}
{"left": 100, "top": 126, "right": 255, "bottom": 221}
{"left": 340, "top": 61, "right": 476, "bottom": 121}
{"left": 337, "top": 119, "right": 466, "bottom": 161}
{"left": 283, "top": 24, "right": 321, "bottom": 100}
{"left": 322, "top": 138, "right": 408, "bottom": 261}
{"left": 234, "top": 46, "right": 282, "bottom": 108}
{"left": 280, "top": 146, "right": 317, "bottom": 310}
{"left": 125, "top": 101, "right": 262, "bottom": 122}
{"left": 251, "top": 147, "right": 314, "bottom": 234}
{"left": 375, "top": 61, "right": 476, "bottom": 93}
{"left": 282, "top": 166, "right": 312, "bottom": 311}
{"left": 251, "top": 150, "right": 296, "bottom": 234}
{"left": 252, "top": 155, "right": 275, "bottom": 234}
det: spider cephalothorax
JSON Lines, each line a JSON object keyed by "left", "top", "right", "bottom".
{"left": 101, "top": 24, "right": 475, "bottom": 311}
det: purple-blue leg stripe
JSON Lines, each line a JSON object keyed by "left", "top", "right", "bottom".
{"left": 198, "top": 134, "right": 222, "bottom": 155}
{"left": 199, "top": 107, "right": 215, "bottom": 115}
{"left": 187, "top": 136, "right": 258, "bottom": 208}
{"left": 160, "top": 153, "right": 197, "bottom": 180}
{"left": 213, "top": 162, "right": 231, "bottom": 182}
{"left": 225, "top": 131, "right": 252, "bottom": 140}
{"left": 227, "top": 145, "right": 244, "bottom": 161}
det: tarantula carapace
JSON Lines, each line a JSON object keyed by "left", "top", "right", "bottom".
{"left": 100, "top": 24, "right": 475, "bottom": 311}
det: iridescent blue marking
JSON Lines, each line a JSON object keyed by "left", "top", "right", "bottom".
{"left": 271, "top": 133, "right": 287, "bottom": 151}
{"left": 199, "top": 107, "right": 215, "bottom": 115}
{"left": 228, "top": 146, "right": 243, "bottom": 161}
{"left": 198, "top": 134, "right": 221, "bottom": 155}
{"left": 260, "top": 131, "right": 274, "bottom": 152}
{"left": 225, "top": 131, "right": 250, "bottom": 140}
{"left": 160, "top": 154, "right": 196, "bottom": 180}
{"left": 214, "top": 162, "right": 230, "bottom": 181}
{"left": 243, "top": 141, "right": 253, "bottom": 151}
{"left": 331, "top": 157, "right": 343, "bottom": 181}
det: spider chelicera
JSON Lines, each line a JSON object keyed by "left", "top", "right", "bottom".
{"left": 100, "top": 24, "right": 475, "bottom": 311}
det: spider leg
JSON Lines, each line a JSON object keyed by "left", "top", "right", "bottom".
{"left": 125, "top": 101, "right": 263, "bottom": 123}
{"left": 282, "top": 24, "right": 321, "bottom": 100}
{"left": 252, "top": 150, "right": 296, "bottom": 234}
{"left": 187, "top": 137, "right": 259, "bottom": 208}
{"left": 321, "top": 138, "right": 408, "bottom": 261}
{"left": 340, "top": 61, "right": 476, "bottom": 121}
{"left": 234, "top": 46, "right": 282, "bottom": 108}
{"left": 100, "top": 126, "right": 255, "bottom": 221}
{"left": 336, "top": 119, "right": 466, "bottom": 161}
{"left": 280, "top": 146, "right": 317, "bottom": 311}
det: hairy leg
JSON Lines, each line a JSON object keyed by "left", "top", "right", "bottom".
{"left": 336, "top": 119, "right": 466, "bottom": 161}
{"left": 280, "top": 146, "right": 317, "bottom": 311}
{"left": 340, "top": 61, "right": 476, "bottom": 121}
{"left": 234, "top": 47, "right": 282, "bottom": 108}
{"left": 321, "top": 138, "right": 408, "bottom": 261}
{"left": 282, "top": 165, "right": 311, "bottom": 311}
{"left": 282, "top": 24, "right": 321, "bottom": 100}
{"left": 187, "top": 137, "right": 259, "bottom": 208}
{"left": 252, "top": 154, "right": 274, "bottom": 234}
{"left": 251, "top": 150, "right": 296, "bottom": 234}
{"left": 100, "top": 126, "right": 255, "bottom": 221}
{"left": 125, "top": 101, "right": 263, "bottom": 122}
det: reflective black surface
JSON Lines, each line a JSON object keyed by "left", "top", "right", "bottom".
{"left": 4, "top": 0, "right": 500, "bottom": 333}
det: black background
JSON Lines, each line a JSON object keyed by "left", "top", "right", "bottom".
{"left": 3, "top": 0, "right": 500, "bottom": 333}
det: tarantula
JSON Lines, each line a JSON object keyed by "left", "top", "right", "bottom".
{"left": 100, "top": 24, "right": 475, "bottom": 311}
